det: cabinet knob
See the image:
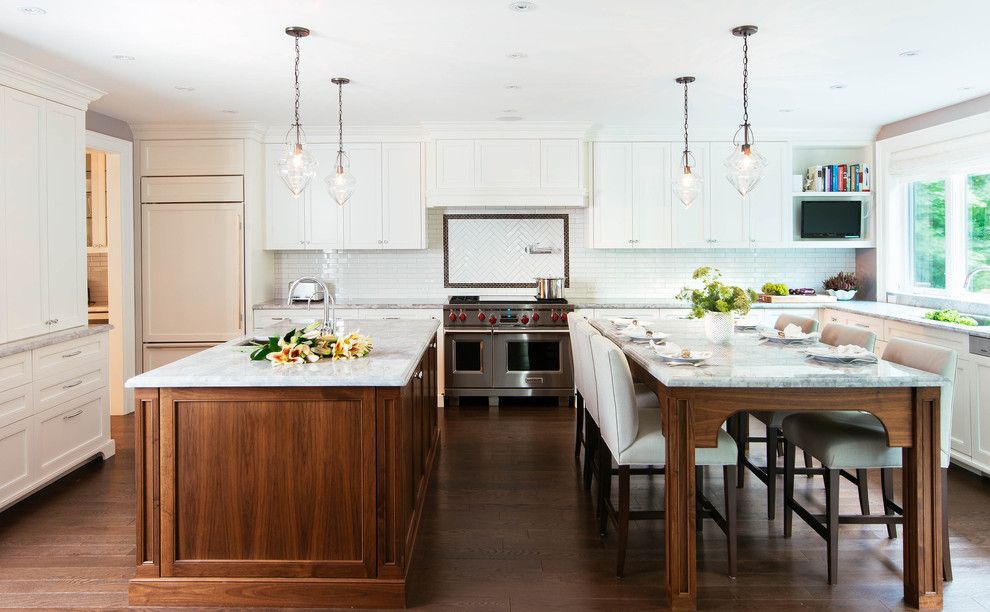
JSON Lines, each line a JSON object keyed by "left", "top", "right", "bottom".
{"left": 416, "top": 370, "right": 424, "bottom": 379}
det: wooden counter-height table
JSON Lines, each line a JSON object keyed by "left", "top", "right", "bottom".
{"left": 591, "top": 319, "right": 949, "bottom": 610}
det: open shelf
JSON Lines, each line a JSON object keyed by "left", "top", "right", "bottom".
{"left": 794, "top": 191, "right": 872, "bottom": 197}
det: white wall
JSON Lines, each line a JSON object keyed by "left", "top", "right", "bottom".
{"left": 273, "top": 208, "right": 856, "bottom": 301}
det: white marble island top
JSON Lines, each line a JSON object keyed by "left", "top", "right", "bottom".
{"left": 126, "top": 319, "right": 440, "bottom": 389}
{"left": 593, "top": 319, "right": 947, "bottom": 389}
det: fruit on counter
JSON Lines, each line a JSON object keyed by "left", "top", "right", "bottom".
{"left": 788, "top": 288, "right": 816, "bottom": 295}
{"left": 761, "top": 282, "right": 788, "bottom": 296}
{"left": 924, "top": 309, "right": 977, "bottom": 326}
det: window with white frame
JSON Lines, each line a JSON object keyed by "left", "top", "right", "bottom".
{"left": 903, "top": 171, "right": 990, "bottom": 297}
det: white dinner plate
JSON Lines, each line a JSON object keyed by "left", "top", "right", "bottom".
{"left": 734, "top": 318, "right": 760, "bottom": 329}
{"left": 610, "top": 317, "right": 656, "bottom": 327}
{"left": 803, "top": 347, "right": 878, "bottom": 364}
{"left": 758, "top": 329, "right": 818, "bottom": 344}
{"left": 655, "top": 350, "right": 712, "bottom": 364}
{"left": 622, "top": 329, "right": 667, "bottom": 341}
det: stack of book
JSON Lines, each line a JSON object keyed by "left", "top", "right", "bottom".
{"left": 804, "top": 163, "right": 870, "bottom": 192}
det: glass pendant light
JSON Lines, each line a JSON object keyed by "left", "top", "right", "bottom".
{"left": 274, "top": 27, "right": 318, "bottom": 198}
{"left": 673, "top": 76, "right": 701, "bottom": 208}
{"left": 325, "top": 77, "right": 357, "bottom": 206}
{"left": 724, "top": 25, "right": 767, "bottom": 197}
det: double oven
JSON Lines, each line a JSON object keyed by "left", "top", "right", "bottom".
{"left": 443, "top": 296, "right": 574, "bottom": 404}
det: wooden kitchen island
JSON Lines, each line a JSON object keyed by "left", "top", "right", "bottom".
{"left": 125, "top": 320, "right": 440, "bottom": 609}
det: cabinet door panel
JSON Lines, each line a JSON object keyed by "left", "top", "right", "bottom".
{"left": 35, "top": 390, "right": 105, "bottom": 477}
{"left": 382, "top": 143, "right": 424, "bottom": 249}
{"left": 45, "top": 102, "right": 87, "bottom": 331}
{"left": 475, "top": 140, "right": 540, "bottom": 189}
{"left": 264, "top": 144, "right": 306, "bottom": 249}
{"left": 0, "top": 417, "right": 33, "bottom": 506}
{"left": 541, "top": 140, "right": 581, "bottom": 189}
{"left": 591, "top": 143, "right": 632, "bottom": 248}
{"left": 950, "top": 359, "right": 974, "bottom": 456}
{"left": 747, "top": 142, "right": 787, "bottom": 246}
{"left": 435, "top": 140, "right": 474, "bottom": 190}
{"left": 670, "top": 143, "right": 710, "bottom": 248}
{"left": 2, "top": 89, "right": 48, "bottom": 340}
{"left": 341, "top": 144, "right": 383, "bottom": 249}
{"left": 631, "top": 143, "right": 670, "bottom": 248}
{"left": 306, "top": 144, "right": 342, "bottom": 249}
{"left": 972, "top": 360, "right": 990, "bottom": 467}
{"left": 707, "top": 142, "right": 749, "bottom": 247}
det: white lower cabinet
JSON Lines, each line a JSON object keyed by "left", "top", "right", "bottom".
{"left": 0, "top": 332, "right": 114, "bottom": 511}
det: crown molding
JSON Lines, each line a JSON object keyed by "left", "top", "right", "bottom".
{"left": 588, "top": 123, "right": 876, "bottom": 144}
{"left": 422, "top": 121, "right": 593, "bottom": 140}
{"left": 263, "top": 124, "right": 427, "bottom": 144}
{"left": 130, "top": 121, "right": 268, "bottom": 141}
{"left": 0, "top": 52, "right": 105, "bottom": 110}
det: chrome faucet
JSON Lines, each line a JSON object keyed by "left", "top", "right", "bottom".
{"left": 286, "top": 276, "right": 335, "bottom": 335}
{"left": 963, "top": 266, "right": 990, "bottom": 291}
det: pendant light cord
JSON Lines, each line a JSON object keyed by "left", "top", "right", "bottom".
{"left": 682, "top": 79, "right": 690, "bottom": 168}
{"left": 741, "top": 31, "right": 750, "bottom": 146}
{"left": 293, "top": 35, "right": 301, "bottom": 145}
{"left": 337, "top": 81, "right": 344, "bottom": 162}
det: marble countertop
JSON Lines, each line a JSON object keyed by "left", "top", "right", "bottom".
{"left": 254, "top": 298, "right": 835, "bottom": 311}
{"left": 827, "top": 301, "right": 990, "bottom": 339}
{"left": 0, "top": 324, "right": 111, "bottom": 359}
{"left": 255, "top": 299, "right": 445, "bottom": 310}
{"left": 126, "top": 318, "right": 440, "bottom": 389}
{"left": 592, "top": 318, "right": 946, "bottom": 389}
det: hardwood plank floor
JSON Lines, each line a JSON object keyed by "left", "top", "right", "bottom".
{"left": 0, "top": 403, "right": 988, "bottom": 611}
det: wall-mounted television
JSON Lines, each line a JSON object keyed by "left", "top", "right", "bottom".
{"left": 800, "top": 200, "right": 863, "bottom": 239}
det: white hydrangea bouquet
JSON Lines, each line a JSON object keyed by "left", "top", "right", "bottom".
{"left": 249, "top": 322, "right": 373, "bottom": 365}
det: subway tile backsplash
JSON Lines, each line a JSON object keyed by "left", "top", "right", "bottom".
{"left": 273, "top": 208, "right": 856, "bottom": 301}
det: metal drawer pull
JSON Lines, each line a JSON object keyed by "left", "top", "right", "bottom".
{"left": 62, "top": 380, "right": 83, "bottom": 389}
{"left": 384, "top": 316, "right": 400, "bottom": 320}
{"left": 854, "top": 323, "right": 871, "bottom": 328}
{"left": 416, "top": 371, "right": 424, "bottom": 379}
{"left": 61, "top": 350, "right": 83, "bottom": 358}
{"left": 63, "top": 409, "right": 84, "bottom": 420}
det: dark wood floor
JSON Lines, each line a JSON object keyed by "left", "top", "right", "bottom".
{"left": 1, "top": 404, "right": 989, "bottom": 611}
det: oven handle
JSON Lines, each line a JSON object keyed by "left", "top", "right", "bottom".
{"left": 493, "top": 329, "right": 570, "bottom": 334}
{"left": 443, "top": 329, "right": 494, "bottom": 334}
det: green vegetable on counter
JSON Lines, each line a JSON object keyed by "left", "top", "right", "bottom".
{"left": 761, "top": 282, "right": 788, "bottom": 296}
{"left": 923, "top": 309, "right": 977, "bottom": 326}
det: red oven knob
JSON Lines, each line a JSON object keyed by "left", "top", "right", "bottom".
{"left": 478, "top": 311, "right": 486, "bottom": 322}
{"left": 521, "top": 315, "right": 530, "bottom": 325}
{"left": 532, "top": 311, "right": 540, "bottom": 322}
{"left": 448, "top": 311, "right": 457, "bottom": 322}
{"left": 561, "top": 312, "right": 568, "bottom": 321}
{"left": 551, "top": 311, "right": 560, "bottom": 322}
{"left": 458, "top": 311, "right": 467, "bottom": 322}
{"left": 489, "top": 315, "right": 497, "bottom": 325}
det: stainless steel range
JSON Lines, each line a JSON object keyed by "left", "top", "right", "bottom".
{"left": 443, "top": 295, "right": 574, "bottom": 406}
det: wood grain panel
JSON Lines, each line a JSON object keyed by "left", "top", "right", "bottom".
{"left": 903, "top": 386, "right": 943, "bottom": 609}
{"left": 129, "top": 577, "right": 405, "bottom": 609}
{"left": 133, "top": 388, "right": 160, "bottom": 578}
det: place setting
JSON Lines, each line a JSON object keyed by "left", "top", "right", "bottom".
{"left": 757, "top": 322, "right": 821, "bottom": 345}
{"left": 612, "top": 318, "right": 669, "bottom": 343}
{"left": 802, "top": 343, "right": 879, "bottom": 365}
{"left": 650, "top": 340, "right": 712, "bottom": 367}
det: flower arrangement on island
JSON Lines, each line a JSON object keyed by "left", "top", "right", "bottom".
{"left": 676, "top": 266, "right": 757, "bottom": 318}
{"left": 249, "top": 322, "right": 373, "bottom": 365}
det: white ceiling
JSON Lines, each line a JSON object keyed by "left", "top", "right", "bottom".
{"left": 0, "top": 0, "right": 988, "bottom": 134}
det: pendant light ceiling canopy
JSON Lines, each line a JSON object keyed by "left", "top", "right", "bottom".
{"left": 724, "top": 24, "right": 767, "bottom": 198}
{"left": 325, "top": 77, "right": 357, "bottom": 206}
{"left": 673, "top": 76, "right": 701, "bottom": 209}
{"left": 274, "top": 26, "right": 318, "bottom": 198}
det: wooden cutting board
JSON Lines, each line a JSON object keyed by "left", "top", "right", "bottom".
{"left": 758, "top": 294, "right": 837, "bottom": 303}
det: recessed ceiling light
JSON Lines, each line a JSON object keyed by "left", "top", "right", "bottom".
{"left": 175, "top": 86, "right": 196, "bottom": 92}
{"left": 112, "top": 54, "right": 135, "bottom": 61}
{"left": 504, "top": 84, "right": 520, "bottom": 90}
{"left": 898, "top": 50, "right": 920, "bottom": 57}
{"left": 496, "top": 115, "right": 523, "bottom": 122}
{"left": 959, "top": 86, "right": 974, "bottom": 91}
{"left": 509, "top": 1, "right": 536, "bottom": 12}
{"left": 829, "top": 84, "right": 847, "bottom": 90}
{"left": 507, "top": 52, "right": 528, "bottom": 60}
{"left": 221, "top": 109, "right": 238, "bottom": 114}
{"left": 501, "top": 109, "right": 518, "bottom": 113}
{"left": 778, "top": 108, "right": 795, "bottom": 113}
{"left": 18, "top": 6, "right": 46, "bottom": 14}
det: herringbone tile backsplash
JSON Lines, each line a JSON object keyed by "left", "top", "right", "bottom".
{"left": 273, "top": 208, "right": 856, "bottom": 301}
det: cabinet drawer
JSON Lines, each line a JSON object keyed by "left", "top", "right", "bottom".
{"left": 36, "top": 366, "right": 105, "bottom": 412}
{"left": 141, "top": 139, "right": 244, "bottom": 176}
{"left": 0, "top": 384, "right": 33, "bottom": 429}
{"left": 0, "top": 352, "right": 32, "bottom": 394}
{"left": 359, "top": 309, "right": 441, "bottom": 320}
{"left": 885, "top": 320, "right": 968, "bottom": 352}
{"left": 33, "top": 335, "right": 104, "bottom": 381}
{"left": 141, "top": 176, "right": 243, "bottom": 203}
{"left": 252, "top": 308, "right": 357, "bottom": 334}
{"left": 842, "top": 313, "right": 885, "bottom": 341}
{"left": 35, "top": 390, "right": 105, "bottom": 476}
{"left": 0, "top": 416, "right": 34, "bottom": 507}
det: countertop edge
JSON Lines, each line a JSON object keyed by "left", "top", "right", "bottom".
{"left": 0, "top": 324, "right": 112, "bottom": 359}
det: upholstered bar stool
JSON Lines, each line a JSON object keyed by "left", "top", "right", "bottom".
{"left": 734, "top": 314, "right": 826, "bottom": 519}
{"left": 781, "top": 337, "right": 956, "bottom": 584}
{"left": 569, "top": 316, "right": 658, "bottom": 491}
{"left": 590, "top": 335, "right": 739, "bottom": 578}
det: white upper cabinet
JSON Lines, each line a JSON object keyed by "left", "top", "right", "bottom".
{"left": 1, "top": 87, "right": 87, "bottom": 342}
{"left": 43, "top": 102, "right": 87, "bottom": 332}
{"left": 427, "top": 137, "right": 586, "bottom": 207}
{"left": 706, "top": 142, "right": 751, "bottom": 248}
{"left": 341, "top": 144, "right": 384, "bottom": 249}
{"left": 589, "top": 142, "right": 670, "bottom": 248}
{"left": 745, "top": 142, "right": 788, "bottom": 246}
{"left": 670, "top": 143, "right": 710, "bottom": 248}
{"left": 264, "top": 142, "right": 424, "bottom": 251}
{"left": 381, "top": 143, "right": 425, "bottom": 249}
{"left": 140, "top": 139, "right": 244, "bottom": 176}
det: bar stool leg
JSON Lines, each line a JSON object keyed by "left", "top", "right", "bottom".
{"left": 616, "top": 465, "right": 630, "bottom": 578}
{"left": 574, "top": 392, "right": 584, "bottom": 458}
{"left": 880, "top": 468, "right": 897, "bottom": 539}
{"left": 766, "top": 426, "right": 779, "bottom": 520}
{"left": 825, "top": 468, "right": 840, "bottom": 585}
{"left": 724, "top": 465, "right": 738, "bottom": 578}
{"left": 856, "top": 468, "right": 871, "bottom": 515}
{"left": 783, "top": 440, "right": 795, "bottom": 538}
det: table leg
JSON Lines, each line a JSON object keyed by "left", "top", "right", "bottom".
{"left": 663, "top": 394, "right": 697, "bottom": 609}
{"left": 902, "top": 387, "right": 943, "bottom": 610}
